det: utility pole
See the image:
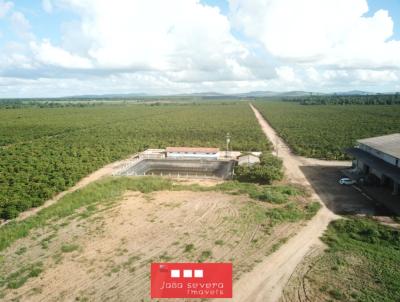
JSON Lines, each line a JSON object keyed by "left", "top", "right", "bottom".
{"left": 226, "top": 132, "right": 231, "bottom": 158}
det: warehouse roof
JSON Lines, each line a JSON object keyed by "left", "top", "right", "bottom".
{"left": 358, "top": 133, "right": 400, "bottom": 159}
{"left": 166, "top": 147, "right": 219, "bottom": 153}
{"left": 346, "top": 147, "right": 400, "bottom": 182}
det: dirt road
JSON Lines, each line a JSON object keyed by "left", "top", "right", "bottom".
{"left": 222, "top": 105, "right": 341, "bottom": 302}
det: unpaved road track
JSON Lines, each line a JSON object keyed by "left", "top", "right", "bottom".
{"left": 219, "top": 105, "right": 341, "bottom": 302}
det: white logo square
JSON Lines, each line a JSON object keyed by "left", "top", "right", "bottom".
{"left": 183, "top": 270, "right": 192, "bottom": 278}
{"left": 194, "top": 269, "right": 203, "bottom": 278}
{"left": 170, "top": 269, "right": 180, "bottom": 278}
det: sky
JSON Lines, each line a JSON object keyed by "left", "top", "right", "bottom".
{"left": 1, "top": 0, "right": 400, "bottom": 97}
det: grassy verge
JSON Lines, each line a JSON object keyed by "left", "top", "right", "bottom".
{"left": 0, "top": 262, "right": 43, "bottom": 289}
{"left": 305, "top": 218, "right": 400, "bottom": 301}
{"left": 0, "top": 177, "right": 318, "bottom": 252}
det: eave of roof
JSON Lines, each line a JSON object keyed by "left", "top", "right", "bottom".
{"left": 166, "top": 147, "right": 219, "bottom": 153}
{"left": 357, "top": 133, "right": 400, "bottom": 159}
{"left": 346, "top": 147, "right": 400, "bottom": 182}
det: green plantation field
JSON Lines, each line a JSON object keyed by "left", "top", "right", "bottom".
{"left": 254, "top": 101, "right": 400, "bottom": 160}
{"left": 0, "top": 102, "right": 269, "bottom": 219}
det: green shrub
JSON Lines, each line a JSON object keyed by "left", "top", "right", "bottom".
{"left": 328, "top": 288, "right": 345, "bottom": 300}
{"left": 235, "top": 153, "right": 283, "bottom": 184}
{"left": 5, "top": 262, "right": 43, "bottom": 289}
{"left": 184, "top": 244, "right": 194, "bottom": 253}
{"left": 198, "top": 250, "right": 212, "bottom": 262}
{"left": 325, "top": 218, "right": 400, "bottom": 248}
{"left": 304, "top": 202, "right": 321, "bottom": 219}
{"left": 3, "top": 205, "right": 19, "bottom": 220}
{"left": 256, "top": 190, "right": 287, "bottom": 204}
{"left": 265, "top": 203, "right": 305, "bottom": 223}
{"left": 61, "top": 244, "right": 79, "bottom": 253}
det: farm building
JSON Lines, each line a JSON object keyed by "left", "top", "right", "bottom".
{"left": 346, "top": 133, "right": 400, "bottom": 195}
{"left": 139, "top": 149, "right": 166, "bottom": 159}
{"left": 166, "top": 147, "right": 220, "bottom": 160}
{"left": 238, "top": 154, "right": 260, "bottom": 166}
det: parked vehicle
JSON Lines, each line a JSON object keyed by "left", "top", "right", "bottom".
{"left": 339, "top": 177, "right": 356, "bottom": 185}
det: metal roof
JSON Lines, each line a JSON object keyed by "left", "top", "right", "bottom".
{"left": 166, "top": 147, "right": 219, "bottom": 153}
{"left": 357, "top": 133, "right": 400, "bottom": 159}
{"left": 346, "top": 147, "right": 400, "bottom": 183}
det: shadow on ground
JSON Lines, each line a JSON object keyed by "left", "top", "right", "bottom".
{"left": 300, "top": 165, "right": 392, "bottom": 216}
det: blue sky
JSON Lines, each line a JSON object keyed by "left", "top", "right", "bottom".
{"left": 1, "top": 0, "right": 400, "bottom": 97}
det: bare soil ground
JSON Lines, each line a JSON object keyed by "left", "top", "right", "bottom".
{"left": 279, "top": 245, "right": 326, "bottom": 302}
{"left": 0, "top": 190, "right": 304, "bottom": 302}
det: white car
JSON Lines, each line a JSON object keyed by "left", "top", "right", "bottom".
{"left": 339, "top": 177, "right": 356, "bottom": 185}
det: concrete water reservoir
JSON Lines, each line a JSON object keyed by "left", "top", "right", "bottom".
{"left": 116, "top": 159, "right": 235, "bottom": 179}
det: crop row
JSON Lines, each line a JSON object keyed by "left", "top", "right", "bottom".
{"left": 254, "top": 101, "right": 400, "bottom": 160}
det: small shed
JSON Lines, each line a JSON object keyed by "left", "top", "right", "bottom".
{"left": 238, "top": 154, "right": 260, "bottom": 166}
{"left": 139, "top": 149, "right": 166, "bottom": 159}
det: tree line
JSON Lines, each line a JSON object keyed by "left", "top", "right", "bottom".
{"left": 285, "top": 94, "right": 400, "bottom": 105}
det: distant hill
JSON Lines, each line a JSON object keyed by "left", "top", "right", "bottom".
{"left": 67, "top": 93, "right": 149, "bottom": 99}
{"left": 174, "top": 92, "right": 226, "bottom": 97}
{"left": 332, "top": 90, "right": 374, "bottom": 96}
{"left": 230, "top": 91, "right": 326, "bottom": 97}
{"left": 65, "top": 90, "right": 395, "bottom": 99}
{"left": 235, "top": 91, "right": 277, "bottom": 97}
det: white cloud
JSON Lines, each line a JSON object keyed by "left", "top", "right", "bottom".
{"left": 54, "top": 0, "right": 250, "bottom": 81}
{"left": 355, "top": 69, "right": 398, "bottom": 82}
{"left": 0, "top": 0, "right": 13, "bottom": 18}
{"left": 275, "top": 66, "right": 296, "bottom": 82}
{"left": 42, "top": 0, "right": 53, "bottom": 13}
{"left": 229, "top": 0, "right": 400, "bottom": 69}
{"left": 305, "top": 67, "right": 320, "bottom": 82}
{"left": 30, "top": 39, "right": 93, "bottom": 69}
{"left": 2, "top": 0, "right": 400, "bottom": 96}
{"left": 322, "top": 70, "right": 349, "bottom": 82}
{"left": 10, "top": 11, "right": 35, "bottom": 40}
